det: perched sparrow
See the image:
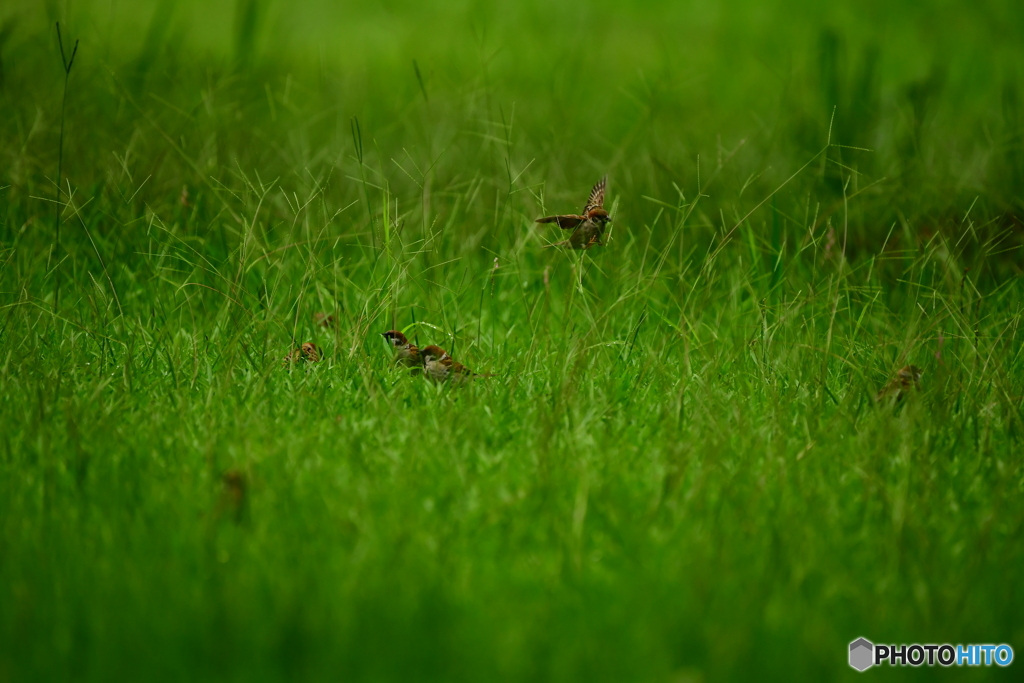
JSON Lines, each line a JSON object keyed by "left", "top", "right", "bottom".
{"left": 420, "top": 345, "right": 491, "bottom": 385}
{"left": 536, "top": 176, "right": 611, "bottom": 250}
{"left": 382, "top": 330, "right": 422, "bottom": 371}
{"left": 421, "top": 345, "right": 472, "bottom": 384}
{"left": 313, "top": 312, "right": 337, "bottom": 329}
{"left": 875, "top": 365, "right": 923, "bottom": 403}
{"left": 283, "top": 342, "right": 323, "bottom": 366}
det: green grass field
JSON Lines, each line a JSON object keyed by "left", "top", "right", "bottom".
{"left": 2, "top": 0, "right": 1023, "bottom": 680}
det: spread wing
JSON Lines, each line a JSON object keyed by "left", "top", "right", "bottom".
{"left": 582, "top": 176, "right": 606, "bottom": 214}
{"left": 536, "top": 214, "right": 585, "bottom": 229}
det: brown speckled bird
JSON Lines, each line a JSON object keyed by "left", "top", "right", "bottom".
{"left": 283, "top": 342, "right": 323, "bottom": 367}
{"left": 536, "top": 177, "right": 611, "bottom": 250}
{"left": 875, "top": 365, "right": 923, "bottom": 403}
{"left": 421, "top": 345, "right": 491, "bottom": 385}
{"left": 382, "top": 330, "right": 422, "bottom": 371}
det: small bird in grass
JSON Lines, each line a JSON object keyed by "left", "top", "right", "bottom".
{"left": 382, "top": 330, "right": 422, "bottom": 371}
{"left": 536, "top": 176, "right": 611, "bottom": 250}
{"left": 421, "top": 345, "right": 492, "bottom": 385}
{"left": 313, "top": 312, "right": 337, "bottom": 329}
{"left": 875, "top": 365, "right": 923, "bottom": 403}
{"left": 283, "top": 342, "right": 323, "bottom": 366}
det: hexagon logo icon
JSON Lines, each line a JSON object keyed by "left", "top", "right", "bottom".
{"left": 849, "top": 638, "right": 874, "bottom": 671}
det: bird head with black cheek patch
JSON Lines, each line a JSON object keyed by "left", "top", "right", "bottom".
{"left": 902, "top": 365, "right": 923, "bottom": 384}
{"left": 382, "top": 330, "right": 408, "bottom": 348}
{"left": 587, "top": 208, "right": 611, "bottom": 225}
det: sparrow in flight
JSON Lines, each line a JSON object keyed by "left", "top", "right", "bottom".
{"left": 536, "top": 176, "right": 611, "bottom": 249}
{"left": 875, "top": 365, "right": 923, "bottom": 403}
{"left": 382, "top": 330, "right": 422, "bottom": 371}
{"left": 283, "top": 342, "right": 323, "bottom": 366}
{"left": 420, "top": 345, "right": 491, "bottom": 385}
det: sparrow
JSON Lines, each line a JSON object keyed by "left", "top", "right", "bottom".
{"left": 420, "top": 345, "right": 492, "bottom": 385}
{"left": 382, "top": 330, "right": 422, "bottom": 371}
{"left": 313, "top": 312, "right": 337, "bottom": 329}
{"left": 536, "top": 176, "right": 611, "bottom": 249}
{"left": 283, "top": 342, "right": 323, "bottom": 366}
{"left": 875, "top": 365, "right": 923, "bottom": 403}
